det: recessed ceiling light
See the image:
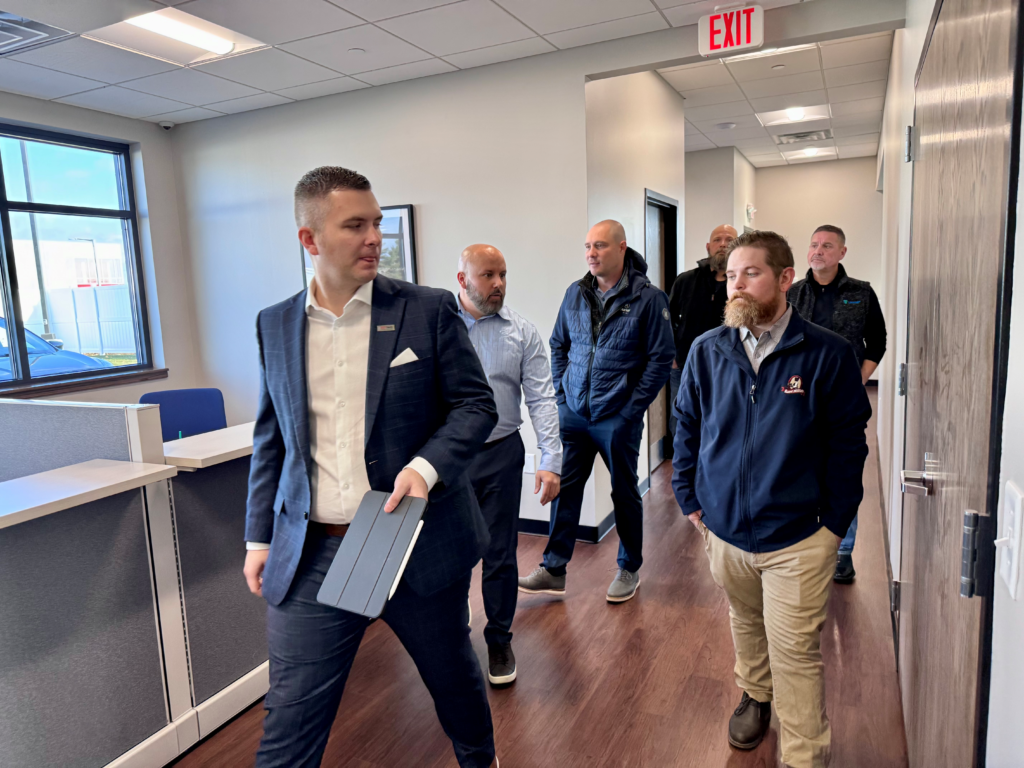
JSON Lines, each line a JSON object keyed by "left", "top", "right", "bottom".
{"left": 772, "top": 64, "right": 786, "bottom": 70}
{"left": 786, "top": 107, "right": 805, "bottom": 121}
{"left": 715, "top": 122, "right": 737, "bottom": 130}
{"left": 348, "top": 47, "right": 366, "bottom": 54}
{"left": 804, "top": 147, "right": 819, "bottom": 157}
{"left": 126, "top": 11, "right": 233, "bottom": 54}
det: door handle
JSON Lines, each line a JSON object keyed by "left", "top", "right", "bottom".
{"left": 901, "top": 469, "right": 930, "bottom": 496}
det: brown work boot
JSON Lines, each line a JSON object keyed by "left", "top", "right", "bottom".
{"left": 728, "top": 692, "right": 772, "bottom": 749}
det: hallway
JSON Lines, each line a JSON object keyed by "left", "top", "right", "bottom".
{"left": 174, "top": 395, "right": 907, "bottom": 767}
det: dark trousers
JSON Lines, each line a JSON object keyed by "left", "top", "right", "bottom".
{"left": 256, "top": 530, "right": 495, "bottom": 768}
{"left": 542, "top": 405, "right": 645, "bottom": 576}
{"left": 467, "top": 431, "right": 525, "bottom": 647}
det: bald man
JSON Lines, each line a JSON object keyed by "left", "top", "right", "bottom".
{"left": 519, "top": 220, "right": 674, "bottom": 603}
{"left": 457, "top": 244, "right": 562, "bottom": 686}
{"left": 666, "top": 224, "right": 737, "bottom": 436}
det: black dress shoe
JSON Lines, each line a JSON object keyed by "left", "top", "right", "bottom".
{"left": 487, "top": 642, "right": 517, "bottom": 685}
{"left": 728, "top": 692, "right": 772, "bottom": 749}
{"left": 834, "top": 553, "right": 856, "bottom": 584}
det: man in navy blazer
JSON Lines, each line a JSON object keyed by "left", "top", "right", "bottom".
{"left": 243, "top": 167, "right": 500, "bottom": 768}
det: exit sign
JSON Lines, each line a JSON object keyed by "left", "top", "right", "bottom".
{"left": 698, "top": 5, "right": 764, "bottom": 57}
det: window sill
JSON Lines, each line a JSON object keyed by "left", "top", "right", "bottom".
{"left": 0, "top": 368, "right": 169, "bottom": 399}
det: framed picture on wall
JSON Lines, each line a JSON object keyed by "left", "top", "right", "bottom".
{"left": 301, "top": 204, "right": 418, "bottom": 288}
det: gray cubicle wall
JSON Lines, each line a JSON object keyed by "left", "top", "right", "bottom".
{"left": 0, "top": 491, "right": 169, "bottom": 768}
{"left": 170, "top": 457, "right": 268, "bottom": 704}
{"left": 0, "top": 401, "right": 131, "bottom": 483}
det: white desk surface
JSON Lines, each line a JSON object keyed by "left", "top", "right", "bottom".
{"left": 162, "top": 422, "right": 256, "bottom": 470}
{"left": 0, "top": 459, "right": 178, "bottom": 530}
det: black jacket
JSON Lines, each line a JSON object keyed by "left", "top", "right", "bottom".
{"left": 667, "top": 258, "right": 726, "bottom": 367}
{"left": 788, "top": 265, "right": 886, "bottom": 366}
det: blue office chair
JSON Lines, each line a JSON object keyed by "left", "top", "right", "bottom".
{"left": 140, "top": 388, "right": 228, "bottom": 443}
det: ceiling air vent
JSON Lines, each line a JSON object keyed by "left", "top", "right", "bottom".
{"left": 0, "top": 11, "right": 71, "bottom": 56}
{"left": 774, "top": 129, "right": 834, "bottom": 145}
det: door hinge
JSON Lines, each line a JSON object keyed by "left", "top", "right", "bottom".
{"left": 890, "top": 580, "right": 900, "bottom": 613}
{"left": 961, "top": 510, "right": 980, "bottom": 598}
{"left": 904, "top": 126, "right": 913, "bottom": 163}
{"left": 898, "top": 362, "right": 907, "bottom": 396}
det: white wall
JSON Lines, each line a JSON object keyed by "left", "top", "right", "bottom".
{"left": 684, "top": 147, "right": 736, "bottom": 268}
{"left": 734, "top": 150, "right": 756, "bottom": 233}
{"left": 0, "top": 91, "right": 200, "bottom": 405}
{"left": 583, "top": 69, "right": 686, "bottom": 528}
{"left": 755, "top": 157, "right": 884, "bottom": 296}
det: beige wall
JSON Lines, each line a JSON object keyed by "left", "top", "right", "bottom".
{"left": 684, "top": 146, "right": 755, "bottom": 269}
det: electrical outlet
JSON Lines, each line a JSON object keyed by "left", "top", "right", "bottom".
{"left": 524, "top": 454, "right": 536, "bottom": 474}
{"left": 999, "top": 481, "right": 1023, "bottom": 599}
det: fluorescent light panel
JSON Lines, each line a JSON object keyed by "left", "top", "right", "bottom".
{"left": 782, "top": 146, "right": 836, "bottom": 160}
{"left": 127, "top": 12, "right": 233, "bottom": 55}
{"left": 757, "top": 104, "right": 831, "bottom": 127}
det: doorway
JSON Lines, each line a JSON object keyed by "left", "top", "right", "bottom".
{"left": 643, "top": 189, "right": 679, "bottom": 483}
{"left": 898, "top": 0, "right": 1019, "bottom": 764}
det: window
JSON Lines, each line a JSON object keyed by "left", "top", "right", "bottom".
{"left": 0, "top": 124, "right": 153, "bottom": 388}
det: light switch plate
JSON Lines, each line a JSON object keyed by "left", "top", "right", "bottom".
{"left": 524, "top": 454, "right": 536, "bottom": 474}
{"left": 999, "top": 481, "right": 1023, "bottom": 599}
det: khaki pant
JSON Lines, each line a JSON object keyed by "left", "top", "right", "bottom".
{"left": 701, "top": 523, "right": 838, "bottom": 768}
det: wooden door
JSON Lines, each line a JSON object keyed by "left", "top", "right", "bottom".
{"left": 645, "top": 203, "right": 668, "bottom": 473}
{"left": 900, "top": 0, "right": 1016, "bottom": 764}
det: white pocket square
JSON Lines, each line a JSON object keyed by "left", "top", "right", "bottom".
{"left": 390, "top": 348, "right": 420, "bottom": 368}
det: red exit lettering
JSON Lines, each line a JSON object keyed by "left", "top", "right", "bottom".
{"left": 706, "top": 6, "right": 758, "bottom": 52}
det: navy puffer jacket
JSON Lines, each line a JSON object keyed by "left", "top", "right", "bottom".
{"left": 550, "top": 249, "right": 674, "bottom": 423}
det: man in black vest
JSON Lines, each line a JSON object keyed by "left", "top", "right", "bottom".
{"left": 788, "top": 224, "right": 886, "bottom": 584}
{"left": 666, "top": 224, "right": 737, "bottom": 437}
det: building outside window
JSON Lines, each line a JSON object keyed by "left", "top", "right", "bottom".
{"left": 0, "top": 124, "right": 153, "bottom": 389}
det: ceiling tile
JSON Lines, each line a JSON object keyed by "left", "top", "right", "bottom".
{"left": 354, "top": 58, "right": 457, "bottom": 85}
{"left": 378, "top": 0, "right": 534, "bottom": 57}
{"left": 748, "top": 90, "right": 827, "bottom": 112}
{"left": 701, "top": 125, "right": 770, "bottom": 144}
{"left": 659, "top": 62, "right": 735, "bottom": 91}
{"left": 819, "top": 35, "right": 892, "bottom": 69}
{"left": 691, "top": 113, "right": 763, "bottom": 132}
{"left": 546, "top": 12, "right": 667, "bottom": 49}
{"left": 493, "top": 0, "right": 659, "bottom": 35}
{"left": 733, "top": 136, "right": 780, "bottom": 150}
{"left": 836, "top": 132, "right": 879, "bottom": 147}
{"left": 825, "top": 59, "right": 889, "bottom": 87}
{"left": 146, "top": 106, "right": 225, "bottom": 123}
{"left": 181, "top": 0, "right": 363, "bottom": 45}
{"left": 56, "top": 85, "right": 189, "bottom": 118}
{"left": 766, "top": 117, "right": 832, "bottom": 136}
{"left": 442, "top": 37, "right": 556, "bottom": 68}
{"left": 279, "top": 25, "right": 432, "bottom": 74}
{"left": 838, "top": 144, "right": 878, "bottom": 158}
{"left": 196, "top": 48, "right": 341, "bottom": 91}
{"left": 819, "top": 31, "right": 891, "bottom": 46}
{"left": 827, "top": 79, "right": 886, "bottom": 103}
{"left": 748, "top": 156, "right": 788, "bottom": 167}
{"left": 787, "top": 153, "right": 837, "bottom": 164}
{"left": 830, "top": 96, "right": 885, "bottom": 116}
{"left": 779, "top": 137, "right": 836, "bottom": 151}
{"left": 682, "top": 100, "right": 754, "bottom": 121}
{"left": 742, "top": 149, "right": 784, "bottom": 159}
{"left": 684, "top": 121, "right": 703, "bottom": 135}
{"left": 739, "top": 70, "right": 823, "bottom": 99}
{"left": 329, "top": 0, "right": 456, "bottom": 22}
{"left": 275, "top": 77, "right": 370, "bottom": 100}
{"left": 685, "top": 136, "right": 717, "bottom": 151}
{"left": 832, "top": 118, "right": 883, "bottom": 137}
{"left": 121, "top": 67, "right": 259, "bottom": 105}
{"left": 679, "top": 83, "right": 745, "bottom": 107}
{"left": 11, "top": 37, "right": 179, "bottom": 85}
{"left": 663, "top": 1, "right": 717, "bottom": 27}
{"left": 205, "top": 92, "right": 294, "bottom": 113}
{"left": 725, "top": 47, "right": 821, "bottom": 82}
{"left": 660, "top": 58, "right": 718, "bottom": 74}
{"left": 0, "top": 59, "right": 103, "bottom": 100}
{"left": 1, "top": 0, "right": 155, "bottom": 34}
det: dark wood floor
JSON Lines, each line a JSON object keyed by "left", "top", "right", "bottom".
{"left": 174, "top": 398, "right": 908, "bottom": 768}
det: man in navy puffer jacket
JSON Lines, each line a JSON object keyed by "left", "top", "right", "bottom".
{"left": 518, "top": 220, "right": 673, "bottom": 603}
{"left": 673, "top": 230, "right": 869, "bottom": 767}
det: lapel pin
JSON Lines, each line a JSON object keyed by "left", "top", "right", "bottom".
{"left": 376, "top": 324, "right": 396, "bottom": 332}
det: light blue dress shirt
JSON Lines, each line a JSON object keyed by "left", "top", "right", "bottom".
{"left": 458, "top": 299, "right": 562, "bottom": 474}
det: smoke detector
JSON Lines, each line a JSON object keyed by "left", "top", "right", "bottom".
{"left": 0, "top": 11, "right": 71, "bottom": 56}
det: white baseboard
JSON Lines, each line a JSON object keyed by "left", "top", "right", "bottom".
{"left": 196, "top": 662, "right": 269, "bottom": 739}
{"left": 104, "top": 723, "right": 180, "bottom": 768}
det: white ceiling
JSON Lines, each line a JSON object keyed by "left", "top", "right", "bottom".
{"left": 660, "top": 30, "right": 891, "bottom": 166}
{"left": 0, "top": 0, "right": 819, "bottom": 123}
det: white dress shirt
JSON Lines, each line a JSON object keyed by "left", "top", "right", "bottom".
{"left": 246, "top": 278, "right": 436, "bottom": 550}
{"left": 739, "top": 306, "right": 793, "bottom": 374}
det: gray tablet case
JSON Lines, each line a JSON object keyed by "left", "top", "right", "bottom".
{"left": 316, "top": 491, "right": 426, "bottom": 619}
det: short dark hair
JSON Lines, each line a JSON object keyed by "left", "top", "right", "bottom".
{"left": 812, "top": 224, "right": 846, "bottom": 244}
{"left": 294, "top": 166, "right": 371, "bottom": 230}
{"left": 726, "top": 230, "right": 794, "bottom": 277}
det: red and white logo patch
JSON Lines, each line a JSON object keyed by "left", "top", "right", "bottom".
{"left": 781, "top": 375, "right": 805, "bottom": 395}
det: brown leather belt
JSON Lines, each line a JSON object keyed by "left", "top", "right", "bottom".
{"left": 309, "top": 521, "right": 350, "bottom": 538}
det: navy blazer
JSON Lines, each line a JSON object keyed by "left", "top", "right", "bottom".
{"left": 245, "top": 275, "right": 498, "bottom": 606}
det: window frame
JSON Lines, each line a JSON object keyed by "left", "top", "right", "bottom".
{"left": 0, "top": 122, "right": 155, "bottom": 393}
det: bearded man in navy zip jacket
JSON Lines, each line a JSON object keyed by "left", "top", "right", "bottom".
{"left": 672, "top": 231, "right": 869, "bottom": 768}
{"left": 518, "top": 219, "right": 674, "bottom": 604}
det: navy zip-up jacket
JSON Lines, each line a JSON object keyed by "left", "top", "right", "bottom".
{"left": 550, "top": 248, "right": 675, "bottom": 423}
{"left": 672, "top": 309, "right": 870, "bottom": 553}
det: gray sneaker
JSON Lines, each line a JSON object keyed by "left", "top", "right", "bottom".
{"left": 607, "top": 568, "right": 640, "bottom": 603}
{"left": 518, "top": 566, "right": 566, "bottom": 596}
